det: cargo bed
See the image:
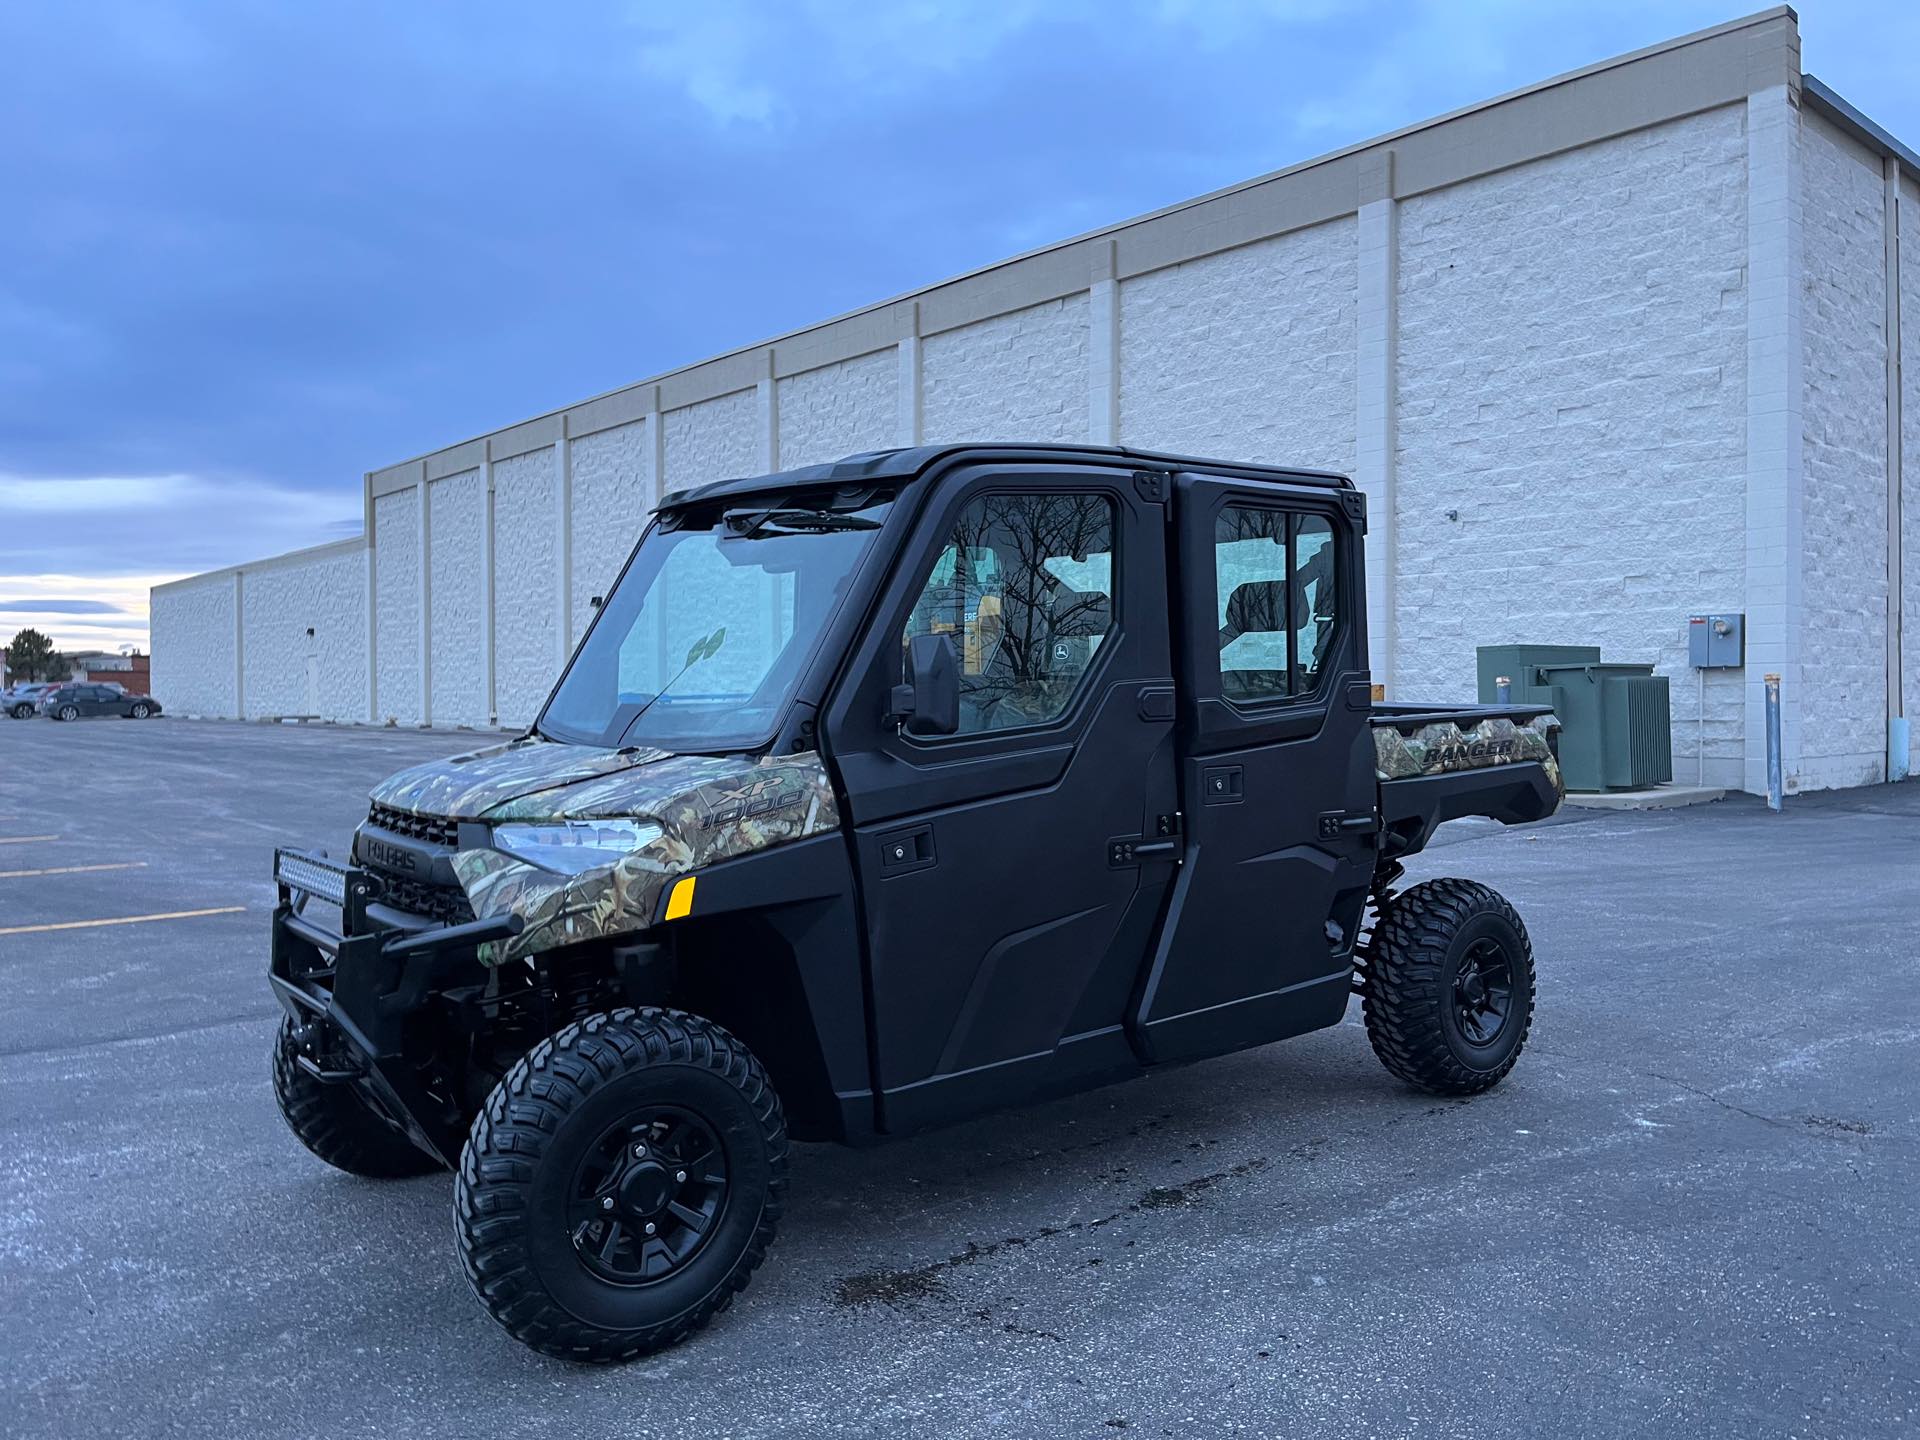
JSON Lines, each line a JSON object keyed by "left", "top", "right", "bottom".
{"left": 1370, "top": 702, "right": 1563, "bottom": 859}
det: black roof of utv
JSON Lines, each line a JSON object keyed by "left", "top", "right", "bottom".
{"left": 659, "top": 443, "right": 1353, "bottom": 510}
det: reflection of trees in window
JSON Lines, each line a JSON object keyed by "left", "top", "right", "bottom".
{"left": 1214, "top": 507, "right": 1338, "bottom": 701}
{"left": 913, "top": 493, "right": 1115, "bottom": 732}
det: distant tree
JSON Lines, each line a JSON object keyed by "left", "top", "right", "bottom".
{"left": 5, "top": 628, "right": 65, "bottom": 683}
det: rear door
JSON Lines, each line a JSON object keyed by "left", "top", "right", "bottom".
{"left": 825, "top": 463, "right": 1180, "bottom": 1132}
{"left": 1131, "top": 473, "right": 1378, "bottom": 1064}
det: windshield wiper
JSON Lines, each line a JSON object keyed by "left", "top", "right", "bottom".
{"left": 723, "top": 506, "right": 881, "bottom": 538}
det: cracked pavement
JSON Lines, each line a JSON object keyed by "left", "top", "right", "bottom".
{"left": 2, "top": 718, "right": 1916, "bottom": 1438}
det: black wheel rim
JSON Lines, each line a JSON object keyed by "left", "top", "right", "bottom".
{"left": 1452, "top": 937, "right": 1515, "bottom": 1047}
{"left": 567, "top": 1106, "right": 729, "bottom": 1286}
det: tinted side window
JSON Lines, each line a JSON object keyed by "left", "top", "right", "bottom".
{"left": 903, "top": 493, "right": 1116, "bottom": 734}
{"left": 1213, "top": 507, "right": 1338, "bottom": 702}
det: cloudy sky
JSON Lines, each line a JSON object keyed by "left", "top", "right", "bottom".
{"left": 3, "top": 0, "right": 1913, "bottom": 655}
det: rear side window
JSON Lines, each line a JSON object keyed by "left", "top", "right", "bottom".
{"left": 1213, "top": 507, "right": 1338, "bottom": 702}
{"left": 902, "top": 492, "right": 1116, "bottom": 734}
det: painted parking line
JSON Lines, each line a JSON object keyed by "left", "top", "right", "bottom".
{"left": 0, "top": 835, "right": 59, "bottom": 846}
{"left": 0, "top": 861, "right": 149, "bottom": 880}
{"left": 0, "top": 906, "right": 245, "bottom": 937}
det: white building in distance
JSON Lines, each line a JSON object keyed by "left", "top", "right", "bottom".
{"left": 153, "top": 9, "right": 1918, "bottom": 798}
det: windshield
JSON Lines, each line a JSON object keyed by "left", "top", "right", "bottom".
{"left": 538, "top": 495, "right": 890, "bottom": 750}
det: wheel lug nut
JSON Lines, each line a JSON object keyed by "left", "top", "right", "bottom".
{"left": 633, "top": 1144, "right": 647, "bottom": 1158}
{"left": 644, "top": 1222, "right": 657, "bottom": 1236}
{"left": 601, "top": 1196, "right": 615, "bottom": 1211}
{"left": 674, "top": 1170, "right": 686, "bottom": 1184}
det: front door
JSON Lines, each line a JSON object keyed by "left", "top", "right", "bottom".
{"left": 1132, "top": 473, "right": 1378, "bottom": 1064}
{"left": 825, "top": 463, "right": 1179, "bottom": 1134}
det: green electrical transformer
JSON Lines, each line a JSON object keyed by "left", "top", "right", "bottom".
{"left": 1476, "top": 645, "right": 1673, "bottom": 792}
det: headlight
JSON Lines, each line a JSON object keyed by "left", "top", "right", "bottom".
{"left": 492, "top": 819, "right": 664, "bottom": 875}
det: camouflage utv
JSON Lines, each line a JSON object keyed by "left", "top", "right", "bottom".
{"left": 269, "top": 444, "right": 1561, "bottom": 1361}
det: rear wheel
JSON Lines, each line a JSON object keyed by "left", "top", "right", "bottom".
{"left": 1361, "top": 878, "right": 1535, "bottom": 1095}
{"left": 455, "top": 1008, "right": 787, "bottom": 1363}
{"left": 271, "top": 1018, "right": 442, "bottom": 1178}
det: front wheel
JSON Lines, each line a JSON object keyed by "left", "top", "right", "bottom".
{"left": 57, "top": 704, "right": 78, "bottom": 722}
{"left": 272, "top": 1018, "right": 442, "bottom": 1177}
{"left": 8, "top": 704, "right": 30, "bottom": 719}
{"left": 455, "top": 1008, "right": 787, "bottom": 1363}
{"left": 130, "top": 702, "right": 151, "bottom": 719}
{"left": 1361, "top": 879, "right": 1535, "bottom": 1095}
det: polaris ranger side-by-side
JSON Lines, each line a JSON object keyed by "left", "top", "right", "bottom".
{"left": 269, "top": 444, "right": 1562, "bottom": 1360}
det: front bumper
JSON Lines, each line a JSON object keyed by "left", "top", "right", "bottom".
{"left": 269, "top": 847, "right": 521, "bottom": 1165}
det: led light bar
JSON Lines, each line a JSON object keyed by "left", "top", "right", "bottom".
{"left": 275, "top": 848, "right": 348, "bottom": 907}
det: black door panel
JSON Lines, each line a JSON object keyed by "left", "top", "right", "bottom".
{"left": 823, "top": 465, "right": 1177, "bottom": 1134}
{"left": 933, "top": 902, "right": 1111, "bottom": 1074}
{"left": 836, "top": 741, "right": 1077, "bottom": 826}
{"left": 854, "top": 677, "right": 1167, "bottom": 1089}
{"left": 1132, "top": 473, "right": 1376, "bottom": 1066}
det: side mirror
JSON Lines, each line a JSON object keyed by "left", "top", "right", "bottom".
{"left": 889, "top": 633, "right": 960, "bottom": 736}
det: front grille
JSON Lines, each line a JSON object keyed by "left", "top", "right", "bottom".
{"left": 362, "top": 802, "right": 470, "bottom": 923}
{"left": 367, "top": 802, "right": 459, "bottom": 847}
{"left": 375, "top": 872, "right": 476, "bottom": 926}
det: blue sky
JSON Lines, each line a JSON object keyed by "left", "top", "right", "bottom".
{"left": 2, "top": 0, "right": 1914, "bottom": 654}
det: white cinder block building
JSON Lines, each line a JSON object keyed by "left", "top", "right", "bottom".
{"left": 153, "top": 8, "right": 1919, "bottom": 797}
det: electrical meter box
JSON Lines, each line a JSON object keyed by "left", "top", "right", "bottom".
{"left": 1687, "top": 613, "right": 1743, "bottom": 669}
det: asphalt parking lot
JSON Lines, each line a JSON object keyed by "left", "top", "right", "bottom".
{"left": 2, "top": 716, "right": 1915, "bottom": 1439}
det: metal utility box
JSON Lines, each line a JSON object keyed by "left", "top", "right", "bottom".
{"left": 1476, "top": 645, "right": 1600, "bottom": 701}
{"left": 1477, "top": 645, "right": 1673, "bottom": 792}
{"left": 1687, "top": 613, "right": 1744, "bottom": 669}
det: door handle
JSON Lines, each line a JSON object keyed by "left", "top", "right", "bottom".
{"left": 1108, "top": 837, "right": 1180, "bottom": 866}
{"left": 878, "top": 824, "right": 936, "bottom": 875}
{"left": 1316, "top": 811, "right": 1380, "bottom": 839}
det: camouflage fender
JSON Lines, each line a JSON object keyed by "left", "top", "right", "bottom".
{"left": 451, "top": 752, "right": 840, "bottom": 964}
{"left": 1373, "top": 713, "right": 1563, "bottom": 795}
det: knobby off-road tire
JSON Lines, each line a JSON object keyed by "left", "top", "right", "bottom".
{"left": 1362, "top": 878, "right": 1536, "bottom": 1096}
{"left": 455, "top": 1008, "right": 788, "bottom": 1363}
{"left": 271, "top": 1018, "right": 442, "bottom": 1178}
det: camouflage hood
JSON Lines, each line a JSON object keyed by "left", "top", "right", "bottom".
{"left": 368, "top": 737, "right": 674, "bottom": 820}
{"left": 368, "top": 739, "right": 842, "bottom": 965}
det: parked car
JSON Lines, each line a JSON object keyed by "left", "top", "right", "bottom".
{"left": 39, "top": 682, "right": 162, "bottom": 721}
{"left": 4, "top": 682, "right": 61, "bottom": 719}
